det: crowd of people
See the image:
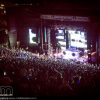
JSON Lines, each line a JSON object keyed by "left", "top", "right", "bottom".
{"left": 0, "top": 46, "right": 100, "bottom": 96}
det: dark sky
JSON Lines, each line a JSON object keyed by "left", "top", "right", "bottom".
{"left": 2, "top": 0, "right": 100, "bottom": 9}
{"left": 1, "top": 0, "right": 100, "bottom": 17}
{"left": 1, "top": 0, "right": 100, "bottom": 4}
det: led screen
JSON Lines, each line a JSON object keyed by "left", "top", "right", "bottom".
{"left": 29, "top": 29, "right": 36, "bottom": 44}
{"left": 68, "top": 30, "right": 87, "bottom": 48}
{"left": 55, "top": 28, "right": 88, "bottom": 61}
{"left": 56, "top": 29, "right": 66, "bottom": 50}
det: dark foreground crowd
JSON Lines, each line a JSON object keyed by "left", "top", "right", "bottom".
{"left": 0, "top": 47, "right": 100, "bottom": 96}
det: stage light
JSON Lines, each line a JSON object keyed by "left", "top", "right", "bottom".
{"left": 56, "top": 36, "right": 64, "bottom": 39}
{"left": 58, "top": 30, "right": 63, "bottom": 33}
{"left": 58, "top": 41, "right": 66, "bottom": 45}
{"left": 1, "top": 4, "right": 4, "bottom": 7}
{"left": 62, "top": 50, "right": 79, "bottom": 60}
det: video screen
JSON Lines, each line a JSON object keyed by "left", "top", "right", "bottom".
{"left": 55, "top": 28, "right": 88, "bottom": 61}
{"left": 29, "top": 29, "right": 36, "bottom": 44}
{"left": 68, "top": 30, "right": 87, "bottom": 48}
{"left": 56, "top": 29, "right": 66, "bottom": 50}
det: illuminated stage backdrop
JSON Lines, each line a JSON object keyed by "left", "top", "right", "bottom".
{"left": 55, "top": 27, "right": 87, "bottom": 61}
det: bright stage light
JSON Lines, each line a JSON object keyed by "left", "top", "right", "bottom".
{"left": 62, "top": 50, "right": 79, "bottom": 60}
{"left": 58, "top": 30, "right": 63, "bottom": 33}
{"left": 56, "top": 36, "right": 64, "bottom": 39}
{"left": 61, "top": 47, "right": 66, "bottom": 50}
{"left": 68, "top": 30, "right": 76, "bottom": 34}
{"left": 58, "top": 41, "right": 66, "bottom": 45}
